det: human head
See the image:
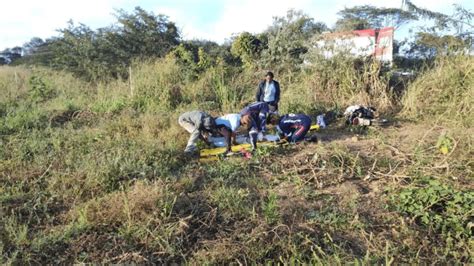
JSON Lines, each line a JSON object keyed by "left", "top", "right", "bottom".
{"left": 240, "top": 115, "right": 253, "bottom": 130}
{"left": 267, "top": 113, "right": 280, "bottom": 125}
{"left": 202, "top": 116, "right": 216, "bottom": 132}
{"left": 265, "top": 71, "right": 274, "bottom": 82}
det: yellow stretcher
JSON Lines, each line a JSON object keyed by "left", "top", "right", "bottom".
{"left": 310, "top": 124, "right": 320, "bottom": 131}
{"left": 199, "top": 124, "right": 320, "bottom": 159}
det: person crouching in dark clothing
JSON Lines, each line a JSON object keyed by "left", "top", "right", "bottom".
{"left": 240, "top": 114, "right": 259, "bottom": 151}
{"left": 268, "top": 113, "right": 312, "bottom": 143}
{"left": 256, "top": 71, "right": 280, "bottom": 112}
{"left": 240, "top": 102, "right": 270, "bottom": 133}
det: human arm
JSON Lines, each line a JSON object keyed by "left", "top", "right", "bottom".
{"left": 274, "top": 81, "right": 280, "bottom": 104}
{"left": 256, "top": 81, "right": 263, "bottom": 102}
{"left": 199, "top": 131, "right": 212, "bottom": 145}
{"left": 218, "top": 127, "right": 232, "bottom": 153}
{"left": 231, "top": 132, "right": 238, "bottom": 145}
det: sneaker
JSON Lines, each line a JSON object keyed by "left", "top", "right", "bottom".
{"left": 358, "top": 118, "right": 371, "bottom": 126}
{"left": 305, "top": 135, "right": 318, "bottom": 142}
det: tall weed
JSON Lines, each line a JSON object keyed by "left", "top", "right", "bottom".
{"left": 402, "top": 54, "right": 474, "bottom": 127}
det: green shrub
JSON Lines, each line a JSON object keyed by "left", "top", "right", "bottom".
{"left": 392, "top": 177, "right": 473, "bottom": 260}
{"left": 262, "top": 192, "right": 279, "bottom": 224}
{"left": 1, "top": 107, "right": 49, "bottom": 135}
{"left": 28, "top": 75, "right": 55, "bottom": 102}
{"left": 91, "top": 98, "right": 128, "bottom": 114}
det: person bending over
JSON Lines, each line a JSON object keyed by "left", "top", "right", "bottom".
{"left": 240, "top": 101, "right": 270, "bottom": 133}
{"left": 268, "top": 113, "right": 312, "bottom": 143}
{"left": 239, "top": 114, "right": 260, "bottom": 151}
{"left": 178, "top": 111, "right": 231, "bottom": 154}
{"left": 215, "top": 113, "right": 241, "bottom": 145}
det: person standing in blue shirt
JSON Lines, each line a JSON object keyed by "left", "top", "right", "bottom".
{"left": 256, "top": 71, "right": 280, "bottom": 112}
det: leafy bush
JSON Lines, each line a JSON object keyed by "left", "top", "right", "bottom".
{"left": 28, "top": 75, "right": 55, "bottom": 102}
{"left": 1, "top": 107, "right": 49, "bottom": 135}
{"left": 262, "top": 192, "right": 279, "bottom": 224}
{"left": 392, "top": 177, "right": 473, "bottom": 260}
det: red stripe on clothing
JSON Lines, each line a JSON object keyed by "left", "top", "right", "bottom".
{"left": 294, "top": 125, "right": 305, "bottom": 137}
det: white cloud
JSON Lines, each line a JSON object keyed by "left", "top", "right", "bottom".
{"left": 210, "top": 0, "right": 314, "bottom": 41}
{"left": 155, "top": 6, "right": 215, "bottom": 41}
{"left": 161, "top": 0, "right": 471, "bottom": 43}
{"left": 1, "top": 0, "right": 129, "bottom": 50}
{"left": 1, "top": 0, "right": 472, "bottom": 50}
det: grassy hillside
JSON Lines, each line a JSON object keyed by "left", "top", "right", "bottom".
{"left": 0, "top": 56, "right": 472, "bottom": 264}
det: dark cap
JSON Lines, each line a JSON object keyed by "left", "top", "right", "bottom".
{"left": 202, "top": 116, "right": 216, "bottom": 131}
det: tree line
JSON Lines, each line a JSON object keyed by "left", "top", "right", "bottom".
{"left": 1, "top": 1, "right": 472, "bottom": 81}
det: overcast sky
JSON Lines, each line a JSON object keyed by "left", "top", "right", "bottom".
{"left": 1, "top": 0, "right": 472, "bottom": 50}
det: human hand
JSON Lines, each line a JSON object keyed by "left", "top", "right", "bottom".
{"left": 225, "top": 151, "right": 235, "bottom": 156}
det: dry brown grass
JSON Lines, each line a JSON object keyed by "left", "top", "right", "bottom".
{"left": 280, "top": 57, "right": 396, "bottom": 115}
{"left": 402, "top": 55, "right": 474, "bottom": 127}
{"left": 1, "top": 53, "right": 472, "bottom": 264}
{"left": 74, "top": 181, "right": 166, "bottom": 225}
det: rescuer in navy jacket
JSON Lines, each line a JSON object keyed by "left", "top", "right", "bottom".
{"left": 269, "top": 113, "right": 312, "bottom": 143}
{"left": 240, "top": 102, "right": 270, "bottom": 150}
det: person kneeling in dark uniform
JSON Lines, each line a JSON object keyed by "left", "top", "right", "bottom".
{"left": 268, "top": 113, "right": 313, "bottom": 143}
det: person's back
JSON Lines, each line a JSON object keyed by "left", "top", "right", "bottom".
{"left": 178, "top": 111, "right": 215, "bottom": 153}
{"left": 240, "top": 101, "right": 270, "bottom": 133}
{"left": 240, "top": 102, "right": 269, "bottom": 116}
{"left": 278, "top": 114, "right": 312, "bottom": 143}
{"left": 279, "top": 113, "right": 311, "bottom": 124}
{"left": 215, "top": 114, "right": 241, "bottom": 132}
{"left": 179, "top": 111, "right": 206, "bottom": 127}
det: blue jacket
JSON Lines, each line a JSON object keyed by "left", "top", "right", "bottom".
{"left": 240, "top": 102, "right": 270, "bottom": 132}
{"left": 240, "top": 101, "right": 270, "bottom": 117}
{"left": 256, "top": 80, "right": 280, "bottom": 104}
{"left": 277, "top": 114, "right": 311, "bottom": 142}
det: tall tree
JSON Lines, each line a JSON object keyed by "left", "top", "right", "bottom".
{"left": 22, "top": 37, "right": 45, "bottom": 55}
{"left": 14, "top": 38, "right": 57, "bottom": 66}
{"left": 0, "top": 47, "right": 23, "bottom": 64}
{"left": 30, "top": 7, "right": 182, "bottom": 80}
{"left": 230, "top": 32, "right": 265, "bottom": 69}
{"left": 261, "top": 9, "right": 328, "bottom": 72}
{"left": 401, "top": 1, "right": 473, "bottom": 57}
{"left": 335, "top": 5, "right": 418, "bottom": 31}
{"left": 113, "top": 7, "right": 180, "bottom": 59}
